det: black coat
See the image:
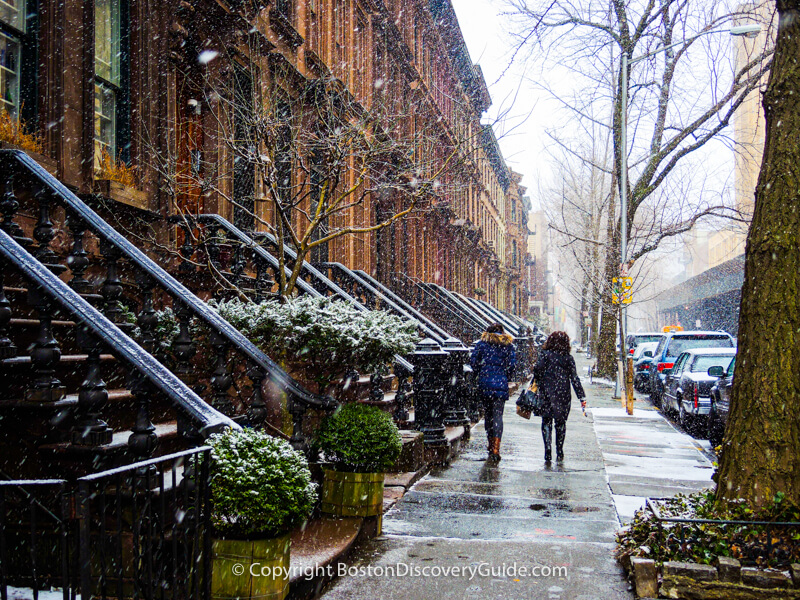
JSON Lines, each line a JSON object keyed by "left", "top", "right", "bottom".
{"left": 532, "top": 350, "right": 585, "bottom": 421}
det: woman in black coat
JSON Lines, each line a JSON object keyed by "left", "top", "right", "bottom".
{"left": 532, "top": 331, "right": 586, "bottom": 463}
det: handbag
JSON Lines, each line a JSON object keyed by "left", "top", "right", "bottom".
{"left": 517, "top": 380, "right": 543, "bottom": 418}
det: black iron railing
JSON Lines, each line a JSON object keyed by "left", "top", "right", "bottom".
{"left": 646, "top": 498, "right": 800, "bottom": 568}
{"left": 0, "top": 447, "right": 212, "bottom": 600}
{"left": 392, "top": 273, "right": 483, "bottom": 343}
{"left": 1, "top": 150, "right": 329, "bottom": 455}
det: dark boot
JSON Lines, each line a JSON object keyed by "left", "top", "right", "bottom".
{"left": 542, "top": 420, "right": 552, "bottom": 462}
{"left": 555, "top": 420, "right": 566, "bottom": 462}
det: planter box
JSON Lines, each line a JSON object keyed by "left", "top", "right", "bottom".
{"left": 96, "top": 179, "right": 150, "bottom": 211}
{"left": 212, "top": 533, "right": 290, "bottom": 600}
{"left": 321, "top": 470, "right": 384, "bottom": 518}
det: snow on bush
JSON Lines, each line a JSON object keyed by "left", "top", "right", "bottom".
{"left": 314, "top": 402, "right": 402, "bottom": 473}
{"left": 211, "top": 296, "right": 420, "bottom": 384}
{"left": 209, "top": 428, "right": 316, "bottom": 537}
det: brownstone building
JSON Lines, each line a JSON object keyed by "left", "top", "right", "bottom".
{"left": 0, "top": 0, "right": 527, "bottom": 315}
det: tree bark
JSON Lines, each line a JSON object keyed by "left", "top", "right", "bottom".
{"left": 715, "top": 0, "right": 800, "bottom": 509}
{"left": 596, "top": 220, "right": 621, "bottom": 378}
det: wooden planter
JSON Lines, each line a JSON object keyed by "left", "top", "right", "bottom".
{"left": 321, "top": 469, "right": 384, "bottom": 518}
{"left": 212, "top": 533, "right": 291, "bottom": 600}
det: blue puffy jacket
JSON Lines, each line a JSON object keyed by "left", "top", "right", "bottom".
{"left": 470, "top": 332, "right": 516, "bottom": 398}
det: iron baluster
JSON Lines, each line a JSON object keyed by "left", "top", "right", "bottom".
{"left": 171, "top": 300, "right": 197, "bottom": 376}
{"left": 128, "top": 373, "right": 159, "bottom": 467}
{"left": 0, "top": 172, "right": 27, "bottom": 244}
{"left": 66, "top": 213, "right": 91, "bottom": 294}
{"left": 209, "top": 330, "right": 234, "bottom": 414}
{"left": 178, "top": 221, "right": 195, "bottom": 275}
{"left": 370, "top": 365, "right": 386, "bottom": 403}
{"left": 245, "top": 364, "right": 267, "bottom": 426}
{"left": 26, "top": 287, "right": 66, "bottom": 402}
{"left": 100, "top": 240, "right": 124, "bottom": 324}
{"left": 32, "top": 185, "right": 63, "bottom": 271}
{"left": 136, "top": 272, "right": 158, "bottom": 355}
{"left": 71, "top": 325, "right": 113, "bottom": 446}
{"left": 0, "top": 270, "right": 16, "bottom": 359}
{"left": 393, "top": 364, "right": 410, "bottom": 423}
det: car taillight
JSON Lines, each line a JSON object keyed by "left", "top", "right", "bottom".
{"left": 629, "top": 348, "right": 635, "bottom": 354}
{"left": 694, "top": 383, "right": 699, "bottom": 409}
{"left": 657, "top": 362, "right": 674, "bottom": 372}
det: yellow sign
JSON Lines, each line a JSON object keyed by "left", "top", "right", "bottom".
{"left": 662, "top": 325, "right": 684, "bottom": 333}
{"left": 612, "top": 277, "right": 633, "bottom": 305}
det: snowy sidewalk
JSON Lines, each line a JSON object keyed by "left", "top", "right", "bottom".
{"left": 590, "top": 405, "right": 715, "bottom": 523}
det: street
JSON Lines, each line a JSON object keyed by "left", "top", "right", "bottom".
{"left": 319, "top": 354, "right": 717, "bottom": 599}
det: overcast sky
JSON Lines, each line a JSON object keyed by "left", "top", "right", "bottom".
{"left": 451, "top": 0, "right": 550, "bottom": 210}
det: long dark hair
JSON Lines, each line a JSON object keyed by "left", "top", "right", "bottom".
{"left": 542, "top": 331, "right": 570, "bottom": 354}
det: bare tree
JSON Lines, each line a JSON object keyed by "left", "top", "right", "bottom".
{"left": 505, "top": 0, "right": 774, "bottom": 376}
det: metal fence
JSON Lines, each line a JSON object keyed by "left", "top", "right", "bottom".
{"left": 0, "top": 447, "right": 212, "bottom": 600}
{"left": 647, "top": 497, "right": 800, "bottom": 567}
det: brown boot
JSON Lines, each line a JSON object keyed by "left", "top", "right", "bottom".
{"left": 488, "top": 437, "right": 502, "bottom": 461}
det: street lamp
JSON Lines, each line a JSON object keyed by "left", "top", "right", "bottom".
{"left": 618, "top": 22, "right": 761, "bottom": 346}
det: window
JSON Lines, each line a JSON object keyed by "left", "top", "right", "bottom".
{"left": 94, "top": 0, "right": 129, "bottom": 170}
{"left": 0, "top": 0, "right": 27, "bottom": 119}
{"left": 690, "top": 355, "right": 734, "bottom": 373}
{"left": 0, "top": 29, "right": 19, "bottom": 116}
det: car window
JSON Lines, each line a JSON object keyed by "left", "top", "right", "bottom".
{"left": 636, "top": 335, "right": 663, "bottom": 345}
{"left": 727, "top": 357, "right": 736, "bottom": 377}
{"left": 673, "top": 354, "right": 687, "bottom": 374}
{"left": 691, "top": 355, "right": 734, "bottom": 373}
{"left": 666, "top": 335, "right": 732, "bottom": 357}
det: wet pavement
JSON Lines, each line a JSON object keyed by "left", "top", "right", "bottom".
{"left": 317, "top": 353, "right": 715, "bottom": 599}
{"left": 319, "top": 358, "right": 633, "bottom": 600}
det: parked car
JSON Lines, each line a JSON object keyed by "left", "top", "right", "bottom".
{"left": 625, "top": 332, "right": 665, "bottom": 358}
{"left": 648, "top": 331, "right": 736, "bottom": 407}
{"left": 633, "top": 342, "right": 659, "bottom": 393}
{"left": 707, "top": 357, "right": 735, "bottom": 447}
{"left": 661, "top": 348, "right": 736, "bottom": 434}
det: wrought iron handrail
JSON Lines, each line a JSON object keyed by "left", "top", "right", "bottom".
{"left": 421, "top": 283, "right": 493, "bottom": 333}
{"left": 392, "top": 272, "right": 484, "bottom": 342}
{"left": 456, "top": 292, "right": 522, "bottom": 336}
{"left": 320, "top": 262, "right": 448, "bottom": 344}
{"left": 0, "top": 227, "right": 236, "bottom": 436}
{"left": 1, "top": 149, "right": 334, "bottom": 413}
{"left": 196, "top": 219, "right": 415, "bottom": 374}
{"left": 351, "top": 269, "right": 453, "bottom": 341}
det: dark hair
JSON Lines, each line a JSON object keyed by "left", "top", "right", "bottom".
{"left": 485, "top": 323, "right": 504, "bottom": 334}
{"left": 543, "top": 331, "right": 570, "bottom": 354}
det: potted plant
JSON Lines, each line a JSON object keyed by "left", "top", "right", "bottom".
{"left": 314, "top": 403, "right": 402, "bottom": 520}
{"left": 209, "top": 429, "right": 317, "bottom": 600}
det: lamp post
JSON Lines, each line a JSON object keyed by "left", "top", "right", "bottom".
{"left": 617, "top": 22, "right": 760, "bottom": 375}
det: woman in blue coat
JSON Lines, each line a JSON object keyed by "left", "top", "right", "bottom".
{"left": 470, "top": 323, "right": 516, "bottom": 460}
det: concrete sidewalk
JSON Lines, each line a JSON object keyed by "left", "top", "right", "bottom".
{"left": 317, "top": 353, "right": 716, "bottom": 599}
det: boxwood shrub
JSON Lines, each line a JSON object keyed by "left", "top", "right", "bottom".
{"left": 209, "top": 428, "right": 317, "bottom": 538}
{"left": 314, "top": 403, "right": 402, "bottom": 473}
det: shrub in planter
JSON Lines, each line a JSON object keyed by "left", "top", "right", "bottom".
{"left": 314, "top": 403, "right": 402, "bottom": 518}
{"left": 209, "top": 429, "right": 317, "bottom": 600}
{"left": 211, "top": 296, "right": 419, "bottom": 389}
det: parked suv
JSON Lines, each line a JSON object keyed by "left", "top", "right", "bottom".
{"left": 647, "top": 331, "right": 735, "bottom": 407}
{"left": 708, "top": 357, "right": 735, "bottom": 447}
{"left": 661, "top": 348, "right": 736, "bottom": 434}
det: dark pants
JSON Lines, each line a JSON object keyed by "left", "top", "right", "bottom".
{"left": 481, "top": 394, "right": 507, "bottom": 440}
{"left": 541, "top": 416, "right": 567, "bottom": 460}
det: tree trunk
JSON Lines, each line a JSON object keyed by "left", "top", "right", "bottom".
{"left": 715, "top": 0, "right": 800, "bottom": 509}
{"left": 596, "top": 196, "right": 620, "bottom": 378}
